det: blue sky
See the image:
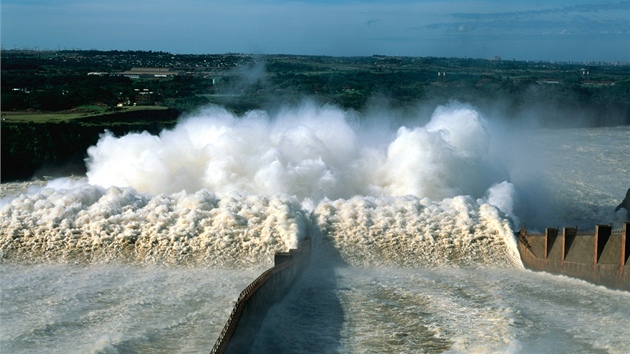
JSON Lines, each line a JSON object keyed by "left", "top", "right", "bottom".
{"left": 2, "top": 0, "right": 629, "bottom": 62}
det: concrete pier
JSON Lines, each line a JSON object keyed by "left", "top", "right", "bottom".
{"left": 517, "top": 223, "right": 629, "bottom": 291}
{"left": 210, "top": 238, "right": 311, "bottom": 354}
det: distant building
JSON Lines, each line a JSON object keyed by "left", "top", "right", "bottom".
{"left": 116, "top": 67, "right": 182, "bottom": 79}
{"left": 582, "top": 81, "right": 615, "bottom": 87}
{"left": 134, "top": 89, "right": 154, "bottom": 105}
{"left": 537, "top": 79, "right": 561, "bottom": 85}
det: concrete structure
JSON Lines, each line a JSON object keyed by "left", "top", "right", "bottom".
{"left": 210, "top": 238, "right": 311, "bottom": 354}
{"left": 210, "top": 224, "right": 628, "bottom": 352}
{"left": 133, "top": 89, "right": 154, "bottom": 105}
{"left": 517, "top": 223, "right": 629, "bottom": 291}
{"left": 116, "top": 67, "right": 182, "bottom": 79}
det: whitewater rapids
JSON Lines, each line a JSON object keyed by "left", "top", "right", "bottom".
{"left": 2, "top": 101, "right": 629, "bottom": 353}
{"left": 0, "top": 102, "right": 523, "bottom": 268}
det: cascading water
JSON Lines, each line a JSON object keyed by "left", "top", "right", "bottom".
{"left": 1, "top": 101, "right": 629, "bottom": 353}
{"left": 1, "top": 102, "right": 524, "bottom": 267}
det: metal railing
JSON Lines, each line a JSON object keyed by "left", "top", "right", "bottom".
{"left": 210, "top": 238, "right": 311, "bottom": 354}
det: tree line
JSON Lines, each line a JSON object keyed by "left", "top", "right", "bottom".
{"left": 2, "top": 50, "right": 629, "bottom": 182}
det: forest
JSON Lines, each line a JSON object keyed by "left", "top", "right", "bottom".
{"left": 2, "top": 50, "right": 630, "bottom": 182}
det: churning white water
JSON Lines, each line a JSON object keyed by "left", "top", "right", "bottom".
{"left": 0, "top": 264, "right": 261, "bottom": 354}
{"left": 1, "top": 102, "right": 629, "bottom": 353}
{"left": 254, "top": 266, "right": 630, "bottom": 354}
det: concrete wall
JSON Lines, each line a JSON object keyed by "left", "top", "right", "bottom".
{"left": 210, "top": 238, "right": 311, "bottom": 354}
{"left": 518, "top": 223, "right": 629, "bottom": 291}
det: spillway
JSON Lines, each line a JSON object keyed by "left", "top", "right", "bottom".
{"left": 1, "top": 103, "right": 629, "bottom": 353}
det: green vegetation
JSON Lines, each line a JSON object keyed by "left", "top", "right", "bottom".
{"left": 1, "top": 106, "right": 169, "bottom": 124}
{"left": 1, "top": 50, "right": 629, "bottom": 182}
{"left": 1, "top": 109, "right": 180, "bottom": 181}
{"left": 3, "top": 50, "right": 630, "bottom": 117}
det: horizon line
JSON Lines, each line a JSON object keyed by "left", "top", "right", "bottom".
{"left": 2, "top": 47, "right": 629, "bottom": 66}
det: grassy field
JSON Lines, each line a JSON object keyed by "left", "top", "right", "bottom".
{"left": 1, "top": 105, "right": 170, "bottom": 124}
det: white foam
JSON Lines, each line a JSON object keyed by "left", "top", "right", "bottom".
{"left": 85, "top": 102, "right": 508, "bottom": 203}
{"left": 85, "top": 104, "right": 365, "bottom": 201}
{"left": 0, "top": 182, "right": 307, "bottom": 267}
{"left": 0, "top": 263, "right": 261, "bottom": 353}
{"left": 314, "top": 195, "right": 522, "bottom": 267}
{"left": 1, "top": 102, "right": 523, "bottom": 266}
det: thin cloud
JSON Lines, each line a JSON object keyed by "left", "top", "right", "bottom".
{"left": 423, "top": 1, "right": 629, "bottom": 37}
{"left": 1, "top": 0, "right": 627, "bottom": 61}
{"left": 450, "top": 1, "right": 630, "bottom": 20}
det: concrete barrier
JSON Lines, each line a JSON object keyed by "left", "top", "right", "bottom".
{"left": 517, "top": 223, "right": 629, "bottom": 291}
{"left": 210, "top": 238, "right": 311, "bottom": 354}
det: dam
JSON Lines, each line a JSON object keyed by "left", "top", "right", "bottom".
{"left": 210, "top": 239, "right": 311, "bottom": 354}
{"left": 210, "top": 223, "right": 629, "bottom": 353}
{"left": 517, "top": 223, "right": 629, "bottom": 291}
{"left": 1, "top": 107, "right": 629, "bottom": 352}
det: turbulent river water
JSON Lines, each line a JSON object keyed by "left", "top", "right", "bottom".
{"left": 1, "top": 102, "right": 629, "bottom": 353}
